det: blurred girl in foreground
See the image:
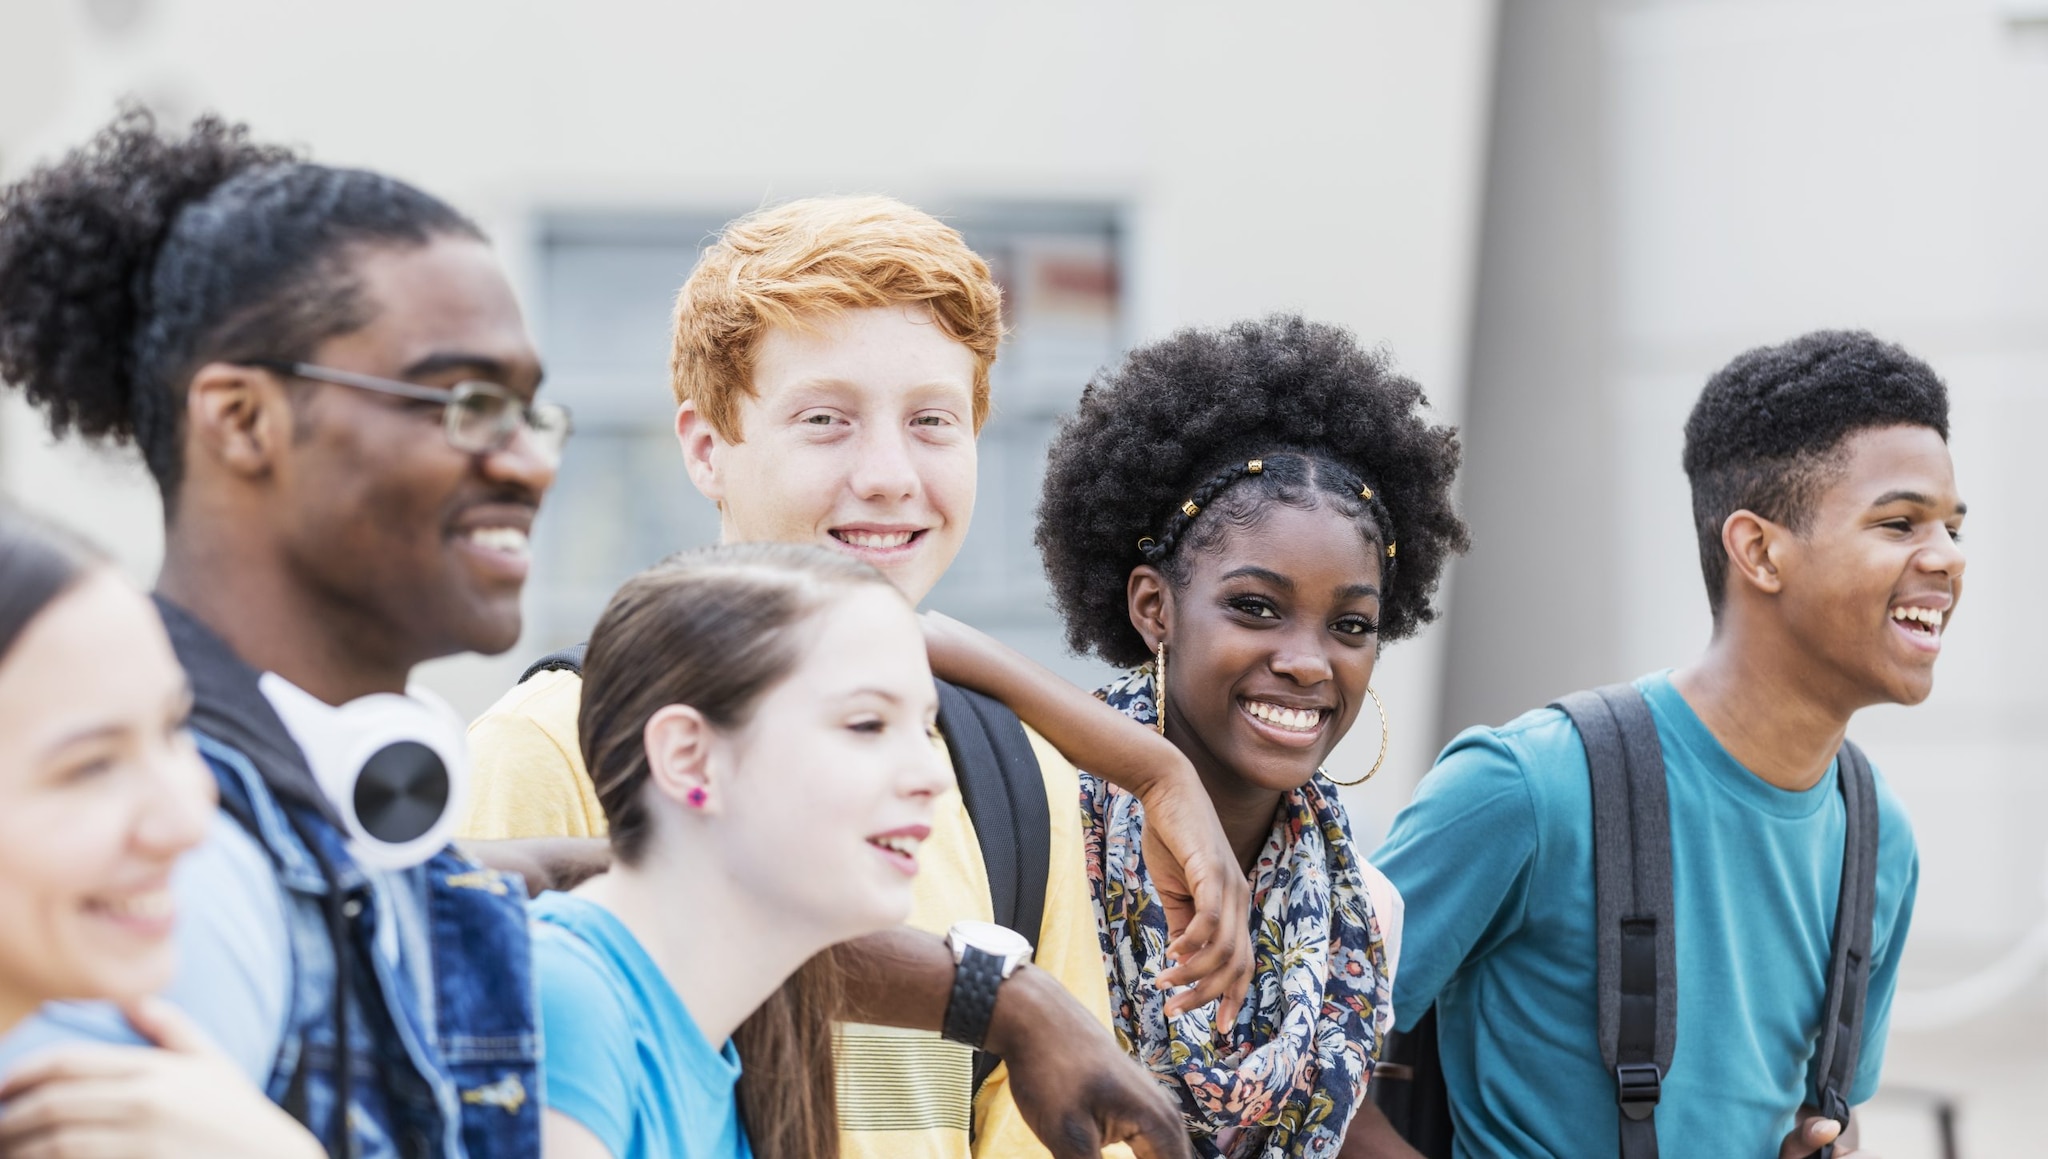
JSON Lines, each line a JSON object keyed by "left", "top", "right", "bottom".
{"left": 0, "top": 513, "right": 319, "bottom": 1157}
{"left": 536, "top": 543, "right": 950, "bottom": 1159}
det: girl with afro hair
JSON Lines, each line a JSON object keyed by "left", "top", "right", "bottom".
{"left": 1034, "top": 313, "right": 1468, "bottom": 1158}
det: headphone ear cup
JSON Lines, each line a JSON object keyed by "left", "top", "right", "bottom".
{"left": 354, "top": 741, "right": 452, "bottom": 846}
{"left": 260, "top": 675, "right": 469, "bottom": 870}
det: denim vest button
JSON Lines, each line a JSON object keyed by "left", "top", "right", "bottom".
{"left": 342, "top": 897, "right": 365, "bottom": 919}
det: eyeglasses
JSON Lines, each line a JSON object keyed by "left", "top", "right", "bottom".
{"left": 242, "top": 360, "right": 573, "bottom": 465}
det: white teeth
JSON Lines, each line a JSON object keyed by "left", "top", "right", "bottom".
{"left": 1890, "top": 606, "right": 1944, "bottom": 630}
{"left": 97, "top": 889, "right": 173, "bottom": 921}
{"left": 1242, "top": 699, "right": 1324, "bottom": 732}
{"left": 466, "top": 527, "right": 530, "bottom": 555}
{"left": 869, "top": 835, "right": 922, "bottom": 857}
{"left": 835, "top": 531, "right": 916, "bottom": 550}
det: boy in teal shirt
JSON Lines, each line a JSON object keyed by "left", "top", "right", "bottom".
{"left": 1358, "top": 330, "right": 1959, "bottom": 1158}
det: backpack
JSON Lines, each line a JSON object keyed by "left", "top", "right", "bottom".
{"left": 520, "top": 646, "right": 1051, "bottom": 1093}
{"left": 1370, "top": 683, "right": 1881, "bottom": 1159}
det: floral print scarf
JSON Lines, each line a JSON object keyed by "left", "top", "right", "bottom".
{"left": 1083, "top": 665, "right": 1390, "bottom": 1159}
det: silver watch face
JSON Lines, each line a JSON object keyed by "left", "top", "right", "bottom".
{"left": 949, "top": 920, "right": 1033, "bottom": 962}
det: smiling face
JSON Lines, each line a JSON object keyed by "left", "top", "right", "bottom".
{"left": 274, "top": 237, "right": 554, "bottom": 664}
{"left": 0, "top": 572, "right": 215, "bottom": 1031}
{"left": 1135, "top": 501, "right": 1385, "bottom": 798}
{"left": 1767, "top": 424, "right": 1965, "bottom": 709}
{"left": 712, "top": 584, "right": 952, "bottom": 941}
{"left": 678, "top": 305, "right": 979, "bottom": 605}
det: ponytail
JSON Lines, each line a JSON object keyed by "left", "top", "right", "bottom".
{"left": 0, "top": 105, "right": 479, "bottom": 503}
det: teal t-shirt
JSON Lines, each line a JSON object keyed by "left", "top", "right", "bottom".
{"left": 532, "top": 892, "right": 753, "bottom": 1159}
{"left": 1372, "top": 671, "right": 1918, "bottom": 1159}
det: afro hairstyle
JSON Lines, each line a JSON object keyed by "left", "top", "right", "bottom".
{"left": 1036, "top": 314, "right": 1469, "bottom": 668}
{"left": 1683, "top": 328, "right": 1950, "bottom": 615}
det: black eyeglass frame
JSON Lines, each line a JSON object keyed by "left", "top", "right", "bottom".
{"left": 240, "top": 359, "right": 572, "bottom": 460}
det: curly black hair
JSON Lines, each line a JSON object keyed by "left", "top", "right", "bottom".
{"left": 1036, "top": 314, "right": 1470, "bottom": 668}
{"left": 0, "top": 105, "right": 480, "bottom": 505}
{"left": 1683, "top": 329, "right": 1950, "bottom": 615}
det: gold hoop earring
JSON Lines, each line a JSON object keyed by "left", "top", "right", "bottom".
{"left": 1326, "top": 686, "right": 1389, "bottom": 786}
{"left": 1152, "top": 642, "right": 1168, "bottom": 735}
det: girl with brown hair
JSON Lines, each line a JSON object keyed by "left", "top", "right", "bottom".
{"left": 535, "top": 542, "right": 951, "bottom": 1159}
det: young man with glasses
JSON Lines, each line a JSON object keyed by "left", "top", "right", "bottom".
{"left": 0, "top": 111, "right": 564, "bottom": 1157}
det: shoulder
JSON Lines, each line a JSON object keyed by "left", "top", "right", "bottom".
{"left": 1420, "top": 706, "right": 1587, "bottom": 813}
{"left": 472, "top": 669, "right": 585, "bottom": 752}
{"left": 531, "top": 899, "right": 635, "bottom": 1036}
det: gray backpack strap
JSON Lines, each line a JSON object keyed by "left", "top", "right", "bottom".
{"left": 1552, "top": 684, "right": 1676, "bottom": 1159}
{"left": 1806, "top": 740, "right": 1880, "bottom": 1159}
{"left": 932, "top": 679, "right": 1050, "bottom": 1100}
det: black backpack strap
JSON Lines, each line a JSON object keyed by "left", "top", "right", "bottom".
{"left": 1552, "top": 684, "right": 1676, "bottom": 1159}
{"left": 932, "top": 679, "right": 1051, "bottom": 1096}
{"left": 1807, "top": 740, "right": 1880, "bottom": 1159}
{"left": 519, "top": 644, "right": 587, "bottom": 684}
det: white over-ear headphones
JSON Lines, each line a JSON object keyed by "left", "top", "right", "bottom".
{"left": 259, "top": 673, "right": 470, "bottom": 871}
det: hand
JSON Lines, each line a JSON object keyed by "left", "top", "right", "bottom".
{"left": 0, "top": 997, "right": 323, "bottom": 1159}
{"left": 987, "top": 966, "right": 1194, "bottom": 1159}
{"left": 1778, "top": 1106, "right": 1878, "bottom": 1159}
{"left": 1137, "top": 775, "right": 1252, "bottom": 1024}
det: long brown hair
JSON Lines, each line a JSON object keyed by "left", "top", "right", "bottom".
{"left": 578, "top": 542, "right": 898, "bottom": 1159}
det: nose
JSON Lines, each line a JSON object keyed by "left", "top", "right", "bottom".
{"left": 1268, "top": 627, "right": 1336, "bottom": 688}
{"left": 848, "top": 423, "right": 921, "bottom": 505}
{"left": 903, "top": 733, "right": 953, "bottom": 801}
{"left": 135, "top": 734, "right": 218, "bottom": 858}
{"left": 1920, "top": 525, "right": 1966, "bottom": 582}
{"left": 480, "top": 424, "right": 559, "bottom": 499}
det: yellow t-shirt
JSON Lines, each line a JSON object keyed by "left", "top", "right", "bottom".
{"left": 463, "top": 669, "right": 1129, "bottom": 1159}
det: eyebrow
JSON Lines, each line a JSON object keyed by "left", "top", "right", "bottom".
{"left": 1870, "top": 489, "right": 1968, "bottom": 516}
{"left": 844, "top": 687, "right": 907, "bottom": 705}
{"left": 1335, "top": 583, "right": 1382, "bottom": 601}
{"left": 1220, "top": 565, "right": 1294, "bottom": 590}
{"left": 401, "top": 352, "right": 546, "bottom": 393}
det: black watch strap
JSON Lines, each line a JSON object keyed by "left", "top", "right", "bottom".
{"left": 941, "top": 945, "right": 1006, "bottom": 1049}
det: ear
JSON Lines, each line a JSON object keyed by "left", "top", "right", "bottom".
{"left": 642, "top": 703, "right": 722, "bottom": 814}
{"left": 1126, "top": 564, "right": 1173, "bottom": 653}
{"left": 674, "top": 401, "right": 727, "bottom": 508}
{"left": 185, "top": 362, "right": 294, "bottom": 480}
{"left": 1721, "top": 509, "right": 1787, "bottom": 599}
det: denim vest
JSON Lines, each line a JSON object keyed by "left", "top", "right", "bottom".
{"left": 203, "top": 733, "right": 541, "bottom": 1159}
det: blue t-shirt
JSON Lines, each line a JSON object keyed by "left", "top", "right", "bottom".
{"left": 532, "top": 892, "right": 752, "bottom": 1159}
{"left": 1373, "top": 671, "right": 1918, "bottom": 1159}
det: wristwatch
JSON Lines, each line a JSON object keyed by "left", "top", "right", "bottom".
{"left": 940, "top": 920, "right": 1034, "bottom": 1050}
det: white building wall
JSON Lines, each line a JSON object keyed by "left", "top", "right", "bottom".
{"left": 0, "top": 0, "right": 1497, "bottom": 829}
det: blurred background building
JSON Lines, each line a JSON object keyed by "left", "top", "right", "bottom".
{"left": 1, "top": 1, "right": 2042, "bottom": 1152}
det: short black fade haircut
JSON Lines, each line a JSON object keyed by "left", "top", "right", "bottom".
{"left": 1035, "top": 313, "right": 1469, "bottom": 668}
{"left": 1682, "top": 328, "right": 1950, "bottom": 615}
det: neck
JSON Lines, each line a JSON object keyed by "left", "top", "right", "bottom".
{"left": 1166, "top": 719, "right": 1280, "bottom": 875}
{"left": 1669, "top": 616, "right": 1853, "bottom": 792}
{"left": 575, "top": 842, "right": 824, "bottom": 1045}
{"left": 158, "top": 519, "right": 414, "bottom": 703}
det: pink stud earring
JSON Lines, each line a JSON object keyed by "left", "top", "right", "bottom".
{"left": 686, "top": 787, "right": 708, "bottom": 809}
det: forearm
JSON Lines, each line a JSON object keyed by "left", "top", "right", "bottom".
{"left": 457, "top": 836, "right": 611, "bottom": 896}
{"left": 835, "top": 926, "right": 1075, "bottom": 1055}
{"left": 1337, "top": 1101, "right": 1426, "bottom": 1159}
{"left": 927, "top": 620, "right": 1191, "bottom": 798}
{"left": 835, "top": 927, "right": 957, "bottom": 1030}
